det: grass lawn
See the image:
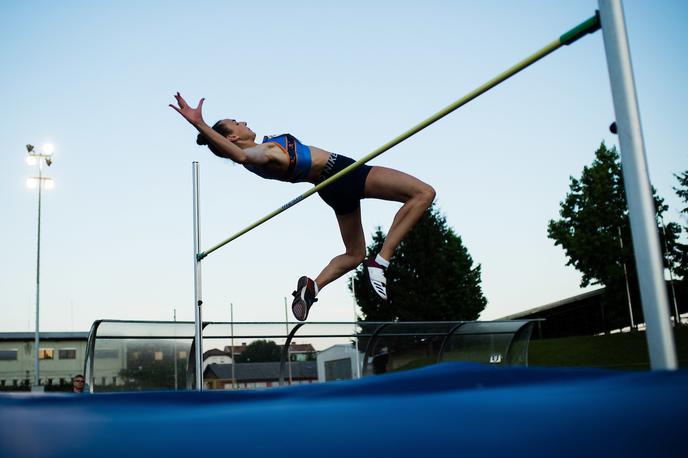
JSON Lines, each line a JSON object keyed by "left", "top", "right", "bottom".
{"left": 528, "top": 325, "right": 688, "bottom": 370}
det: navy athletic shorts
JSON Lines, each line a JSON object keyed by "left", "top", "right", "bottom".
{"left": 317, "top": 153, "right": 373, "bottom": 215}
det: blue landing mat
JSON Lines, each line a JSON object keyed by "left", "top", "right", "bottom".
{"left": 1, "top": 363, "right": 686, "bottom": 457}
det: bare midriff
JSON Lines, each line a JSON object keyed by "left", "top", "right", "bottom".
{"left": 248, "top": 142, "right": 335, "bottom": 184}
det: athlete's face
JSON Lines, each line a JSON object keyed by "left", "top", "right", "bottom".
{"left": 222, "top": 119, "right": 255, "bottom": 142}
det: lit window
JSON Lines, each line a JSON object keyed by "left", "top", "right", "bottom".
{"left": 154, "top": 351, "right": 163, "bottom": 361}
{"left": 39, "top": 348, "right": 54, "bottom": 360}
{"left": 178, "top": 351, "right": 187, "bottom": 359}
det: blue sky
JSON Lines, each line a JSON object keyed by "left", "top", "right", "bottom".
{"left": 1, "top": 0, "right": 686, "bottom": 334}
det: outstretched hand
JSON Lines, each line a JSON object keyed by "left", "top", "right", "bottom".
{"left": 169, "top": 92, "right": 205, "bottom": 126}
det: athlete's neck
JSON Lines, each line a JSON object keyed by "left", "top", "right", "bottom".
{"left": 234, "top": 138, "right": 258, "bottom": 149}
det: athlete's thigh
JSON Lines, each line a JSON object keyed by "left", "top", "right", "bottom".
{"left": 364, "top": 166, "right": 429, "bottom": 203}
{"left": 335, "top": 207, "right": 365, "bottom": 254}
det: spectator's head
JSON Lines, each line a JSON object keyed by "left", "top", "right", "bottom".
{"left": 72, "top": 374, "right": 85, "bottom": 393}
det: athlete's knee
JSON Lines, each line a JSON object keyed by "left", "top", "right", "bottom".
{"left": 345, "top": 248, "right": 366, "bottom": 268}
{"left": 416, "top": 183, "right": 436, "bottom": 207}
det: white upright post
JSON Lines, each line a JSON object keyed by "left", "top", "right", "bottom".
{"left": 352, "top": 277, "right": 361, "bottom": 379}
{"left": 173, "top": 308, "right": 178, "bottom": 391}
{"left": 192, "top": 162, "right": 204, "bottom": 390}
{"left": 34, "top": 161, "right": 43, "bottom": 389}
{"left": 284, "top": 297, "right": 293, "bottom": 384}
{"left": 230, "top": 302, "right": 236, "bottom": 389}
{"left": 598, "top": 0, "right": 677, "bottom": 369}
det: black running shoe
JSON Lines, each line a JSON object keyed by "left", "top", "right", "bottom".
{"left": 291, "top": 276, "right": 318, "bottom": 321}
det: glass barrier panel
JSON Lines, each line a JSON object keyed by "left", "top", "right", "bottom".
{"left": 362, "top": 322, "right": 460, "bottom": 376}
{"left": 92, "top": 337, "right": 192, "bottom": 392}
{"left": 441, "top": 333, "right": 514, "bottom": 364}
{"left": 505, "top": 322, "right": 535, "bottom": 366}
{"left": 87, "top": 320, "right": 538, "bottom": 392}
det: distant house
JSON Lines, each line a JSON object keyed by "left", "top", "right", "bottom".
{"left": 220, "top": 342, "right": 316, "bottom": 362}
{"left": 202, "top": 348, "right": 233, "bottom": 372}
{"left": 204, "top": 361, "right": 317, "bottom": 390}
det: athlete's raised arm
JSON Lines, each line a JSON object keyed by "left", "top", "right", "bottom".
{"left": 169, "top": 92, "right": 250, "bottom": 163}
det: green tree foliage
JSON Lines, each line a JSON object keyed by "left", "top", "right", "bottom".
{"left": 350, "top": 203, "right": 486, "bottom": 321}
{"left": 547, "top": 142, "right": 680, "bottom": 326}
{"left": 234, "top": 340, "right": 281, "bottom": 363}
{"left": 674, "top": 170, "right": 688, "bottom": 215}
{"left": 119, "top": 343, "right": 187, "bottom": 390}
{"left": 672, "top": 170, "right": 688, "bottom": 280}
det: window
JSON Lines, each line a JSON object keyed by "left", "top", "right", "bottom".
{"left": 39, "top": 348, "right": 54, "bottom": 360}
{"left": 1, "top": 380, "right": 5, "bottom": 386}
{"left": 47, "top": 378, "right": 53, "bottom": 386}
{"left": 58, "top": 349, "right": 77, "bottom": 359}
{"left": 101, "top": 377, "right": 106, "bottom": 386}
{"left": 59, "top": 378, "right": 65, "bottom": 385}
{"left": 112, "top": 376, "right": 117, "bottom": 385}
{"left": 12, "top": 380, "right": 17, "bottom": 387}
{"left": 178, "top": 351, "right": 187, "bottom": 359}
{"left": 0, "top": 350, "right": 18, "bottom": 361}
{"left": 325, "top": 358, "right": 353, "bottom": 381}
{"left": 154, "top": 351, "right": 163, "bottom": 361}
{"left": 94, "top": 349, "right": 119, "bottom": 359}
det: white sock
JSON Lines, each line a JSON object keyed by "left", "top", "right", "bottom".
{"left": 313, "top": 280, "right": 319, "bottom": 296}
{"left": 375, "top": 254, "right": 390, "bottom": 268}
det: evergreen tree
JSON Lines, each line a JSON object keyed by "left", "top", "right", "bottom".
{"left": 547, "top": 142, "right": 679, "bottom": 327}
{"left": 350, "top": 203, "right": 486, "bottom": 321}
{"left": 234, "top": 340, "right": 281, "bottom": 363}
{"left": 671, "top": 170, "right": 688, "bottom": 280}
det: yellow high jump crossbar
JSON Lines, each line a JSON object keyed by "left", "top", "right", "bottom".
{"left": 196, "top": 13, "right": 601, "bottom": 261}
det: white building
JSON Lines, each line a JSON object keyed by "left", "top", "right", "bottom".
{"left": 0, "top": 332, "right": 88, "bottom": 389}
{"left": 316, "top": 344, "right": 363, "bottom": 382}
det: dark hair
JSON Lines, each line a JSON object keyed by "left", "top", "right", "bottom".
{"left": 73, "top": 374, "right": 84, "bottom": 381}
{"left": 196, "top": 120, "right": 233, "bottom": 158}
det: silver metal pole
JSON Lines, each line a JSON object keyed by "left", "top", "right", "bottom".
{"left": 34, "top": 161, "right": 43, "bottom": 388}
{"left": 192, "top": 162, "right": 204, "bottom": 390}
{"left": 230, "top": 302, "right": 236, "bottom": 389}
{"left": 352, "top": 276, "right": 361, "bottom": 379}
{"left": 660, "top": 222, "right": 681, "bottom": 325}
{"left": 617, "top": 226, "right": 635, "bottom": 329}
{"left": 284, "top": 297, "right": 292, "bottom": 384}
{"left": 173, "top": 308, "right": 178, "bottom": 391}
{"left": 599, "top": 0, "right": 677, "bottom": 369}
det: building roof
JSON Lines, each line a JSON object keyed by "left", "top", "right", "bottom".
{"left": 499, "top": 288, "right": 605, "bottom": 320}
{"left": 204, "top": 361, "right": 317, "bottom": 382}
{"left": 203, "top": 348, "right": 230, "bottom": 359}
{"left": 289, "top": 343, "right": 316, "bottom": 353}
{"left": 0, "top": 332, "right": 89, "bottom": 342}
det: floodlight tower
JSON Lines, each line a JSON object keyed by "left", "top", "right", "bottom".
{"left": 26, "top": 143, "right": 55, "bottom": 390}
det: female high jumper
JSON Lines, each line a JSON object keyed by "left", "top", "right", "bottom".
{"left": 171, "top": 93, "right": 435, "bottom": 321}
